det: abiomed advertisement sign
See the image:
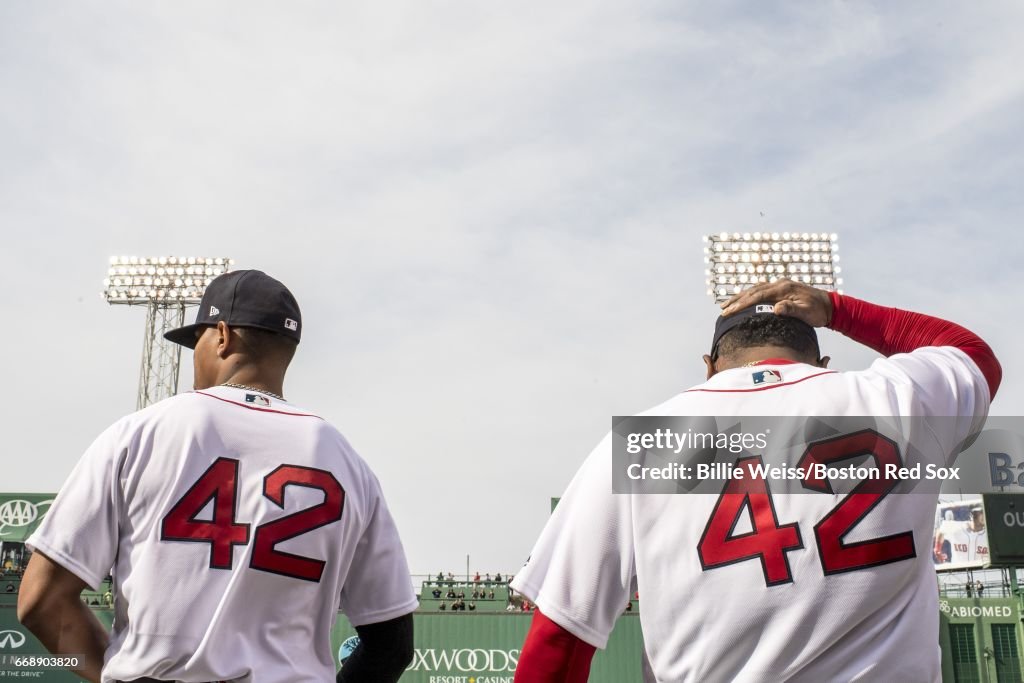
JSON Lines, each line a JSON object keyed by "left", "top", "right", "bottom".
{"left": 939, "top": 597, "right": 1019, "bottom": 622}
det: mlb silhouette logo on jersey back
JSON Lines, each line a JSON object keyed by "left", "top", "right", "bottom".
{"left": 752, "top": 369, "right": 782, "bottom": 385}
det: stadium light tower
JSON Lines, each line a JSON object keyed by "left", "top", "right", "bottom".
{"left": 102, "top": 256, "right": 233, "bottom": 409}
{"left": 703, "top": 231, "right": 842, "bottom": 303}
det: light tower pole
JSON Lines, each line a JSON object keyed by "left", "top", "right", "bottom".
{"left": 102, "top": 256, "right": 233, "bottom": 409}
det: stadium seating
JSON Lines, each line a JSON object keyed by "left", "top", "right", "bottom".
{"left": 0, "top": 575, "right": 114, "bottom": 608}
{"left": 417, "top": 579, "right": 511, "bottom": 612}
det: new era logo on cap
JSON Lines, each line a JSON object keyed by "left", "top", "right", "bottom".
{"left": 209, "top": 306, "right": 220, "bottom": 317}
{"left": 284, "top": 318, "right": 298, "bottom": 331}
{"left": 755, "top": 304, "right": 774, "bottom": 313}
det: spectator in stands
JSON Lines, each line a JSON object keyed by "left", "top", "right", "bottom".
{"left": 439, "top": 601, "right": 447, "bottom": 611}
{"left": 436, "top": 571, "right": 444, "bottom": 583}
{"left": 469, "top": 602, "right": 477, "bottom": 612}
{"left": 976, "top": 580, "right": 984, "bottom": 596}
{"left": 488, "top": 589, "right": 495, "bottom": 600}
{"left": 474, "top": 572, "right": 481, "bottom": 583}
{"left": 431, "top": 587, "right": 442, "bottom": 599}
{"left": 103, "top": 590, "right": 113, "bottom": 606}
{"left": 457, "top": 590, "right": 465, "bottom": 600}
{"left": 966, "top": 582, "right": 973, "bottom": 597}
{"left": 485, "top": 573, "right": 492, "bottom": 583}
{"left": 505, "top": 603, "right": 516, "bottom": 612}
{"left": 495, "top": 572, "right": 503, "bottom": 582}
{"left": 446, "top": 587, "right": 457, "bottom": 599}
{"left": 625, "top": 601, "right": 633, "bottom": 612}
{"left": 446, "top": 572, "right": 454, "bottom": 581}
{"left": 472, "top": 589, "right": 480, "bottom": 600}
{"left": 4, "top": 583, "right": 14, "bottom": 593}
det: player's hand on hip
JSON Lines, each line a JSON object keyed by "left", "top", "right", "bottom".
{"left": 720, "top": 278, "right": 834, "bottom": 328}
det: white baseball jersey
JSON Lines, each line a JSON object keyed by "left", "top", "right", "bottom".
{"left": 941, "top": 522, "right": 989, "bottom": 564}
{"left": 28, "top": 385, "right": 417, "bottom": 683}
{"left": 512, "top": 347, "right": 990, "bottom": 683}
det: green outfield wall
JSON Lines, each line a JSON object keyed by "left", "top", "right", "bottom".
{"left": 331, "top": 613, "right": 643, "bottom": 683}
{"left": 939, "top": 597, "right": 1023, "bottom": 683}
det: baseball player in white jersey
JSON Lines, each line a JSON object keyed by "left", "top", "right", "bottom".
{"left": 934, "top": 507, "right": 989, "bottom": 565}
{"left": 18, "top": 270, "right": 417, "bottom": 683}
{"left": 511, "top": 279, "right": 1001, "bottom": 683}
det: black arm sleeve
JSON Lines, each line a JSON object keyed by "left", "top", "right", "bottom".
{"left": 336, "top": 612, "right": 414, "bottom": 683}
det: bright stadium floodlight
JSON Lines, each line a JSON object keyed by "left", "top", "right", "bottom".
{"left": 702, "top": 232, "right": 842, "bottom": 304}
{"left": 102, "top": 256, "right": 234, "bottom": 409}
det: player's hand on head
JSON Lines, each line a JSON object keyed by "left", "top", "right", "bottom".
{"left": 720, "top": 278, "right": 834, "bottom": 328}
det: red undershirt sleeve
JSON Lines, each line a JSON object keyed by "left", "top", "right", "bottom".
{"left": 514, "top": 609, "right": 597, "bottom": 683}
{"left": 827, "top": 291, "right": 1001, "bottom": 400}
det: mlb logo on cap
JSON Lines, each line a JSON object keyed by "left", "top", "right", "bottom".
{"left": 752, "top": 369, "right": 782, "bottom": 385}
{"left": 285, "top": 318, "right": 298, "bottom": 331}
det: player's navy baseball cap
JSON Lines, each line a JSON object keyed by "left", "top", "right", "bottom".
{"left": 164, "top": 270, "right": 302, "bottom": 349}
{"left": 711, "top": 303, "right": 818, "bottom": 357}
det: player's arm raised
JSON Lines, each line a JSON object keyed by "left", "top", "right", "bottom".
{"left": 721, "top": 279, "right": 1001, "bottom": 399}
{"left": 17, "top": 550, "right": 108, "bottom": 683}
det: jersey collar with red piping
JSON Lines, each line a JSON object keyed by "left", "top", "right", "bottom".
{"left": 686, "top": 358, "right": 837, "bottom": 393}
{"left": 193, "top": 385, "right": 323, "bottom": 419}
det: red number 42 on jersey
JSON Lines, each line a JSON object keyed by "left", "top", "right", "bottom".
{"left": 698, "top": 430, "right": 916, "bottom": 586}
{"left": 161, "top": 457, "right": 346, "bottom": 583}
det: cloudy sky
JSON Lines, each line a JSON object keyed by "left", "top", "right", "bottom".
{"left": 1, "top": 1, "right": 1021, "bottom": 576}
